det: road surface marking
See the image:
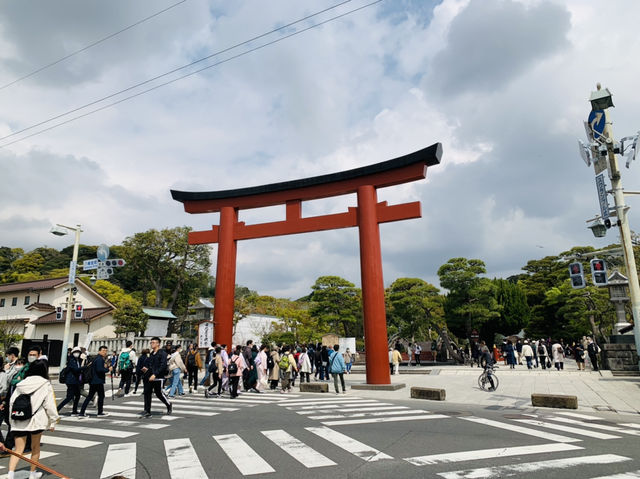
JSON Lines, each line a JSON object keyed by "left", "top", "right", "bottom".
{"left": 262, "top": 429, "right": 336, "bottom": 468}
{"left": 291, "top": 401, "right": 385, "bottom": 410}
{"left": 306, "top": 426, "right": 393, "bottom": 461}
{"left": 41, "top": 435, "right": 101, "bottom": 448}
{"left": 589, "top": 470, "right": 640, "bottom": 478}
{"left": 214, "top": 433, "right": 275, "bottom": 475}
{"left": 322, "top": 414, "right": 448, "bottom": 426}
{"left": 405, "top": 443, "right": 583, "bottom": 466}
{"left": 94, "top": 410, "right": 178, "bottom": 420}
{"left": 546, "top": 416, "right": 640, "bottom": 436}
{"left": 309, "top": 409, "right": 429, "bottom": 420}
{"left": 164, "top": 438, "right": 208, "bottom": 479}
{"left": 296, "top": 405, "right": 402, "bottom": 414}
{"left": 100, "top": 442, "right": 136, "bottom": 479}
{"left": 515, "top": 418, "right": 620, "bottom": 440}
{"left": 59, "top": 415, "right": 168, "bottom": 430}
{"left": 461, "top": 417, "right": 581, "bottom": 443}
{"left": 437, "top": 454, "right": 631, "bottom": 479}
{"left": 276, "top": 397, "right": 364, "bottom": 406}
{"left": 54, "top": 424, "right": 137, "bottom": 438}
{"left": 106, "top": 404, "right": 217, "bottom": 416}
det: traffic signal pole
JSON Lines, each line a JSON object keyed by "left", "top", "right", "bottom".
{"left": 601, "top": 108, "right": 640, "bottom": 366}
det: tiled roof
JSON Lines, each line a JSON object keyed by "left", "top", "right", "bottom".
{"left": 0, "top": 277, "right": 68, "bottom": 294}
{"left": 142, "top": 308, "right": 176, "bottom": 319}
{"left": 33, "top": 307, "right": 113, "bottom": 324}
{"left": 26, "top": 302, "right": 55, "bottom": 311}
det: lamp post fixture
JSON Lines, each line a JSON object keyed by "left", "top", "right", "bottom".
{"left": 578, "top": 83, "right": 640, "bottom": 370}
{"left": 50, "top": 223, "right": 82, "bottom": 369}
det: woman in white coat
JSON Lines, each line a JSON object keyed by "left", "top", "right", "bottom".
{"left": 298, "top": 347, "right": 312, "bottom": 383}
{"left": 8, "top": 359, "right": 59, "bottom": 479}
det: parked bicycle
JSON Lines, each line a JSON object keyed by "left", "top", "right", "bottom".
{"left": 478, "top": 364, "right": 499, "bottom": 391}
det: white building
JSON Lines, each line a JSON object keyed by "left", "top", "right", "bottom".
{"left": 0, "top": 277, "right": 116, "bottom": 363}
{"left": 232, "top": 313, "right": 282, "bottom": 346}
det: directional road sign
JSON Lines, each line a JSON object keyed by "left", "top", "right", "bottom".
{"left": 82, "top": 259, "right": 99, "bottom": 271}
{"left": 68, "top": 261, "right": 77, "bottom": 284}
{"left": 588, "top": 110, "right": 606, "bottom": 140}
{"left": 97, "top": 244, "right": 110, "bottom": 262}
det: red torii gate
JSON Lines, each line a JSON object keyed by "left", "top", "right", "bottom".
{"left": 171, "top": 143, "right": 441, "bottom": 384}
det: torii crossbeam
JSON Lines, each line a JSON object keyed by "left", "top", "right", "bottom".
{"left": 171, "top": 142, "right": 442, "bottom": 384}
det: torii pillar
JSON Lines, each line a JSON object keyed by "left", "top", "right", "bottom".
{"left": 171, "top": 143, "right": 442, "bottom": 384}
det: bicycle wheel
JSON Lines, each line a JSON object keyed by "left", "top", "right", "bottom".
{"left": 478, "top": 372, "right": 487, "bottom": 390}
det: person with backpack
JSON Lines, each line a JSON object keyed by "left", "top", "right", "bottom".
{"left": 200, "top": 342, "right": 217, "bottom": 387}
{"left": 538, "top": 340, "right": 549, "bottom": 370}
{"left": 79, "top": 345, "right": 112, "bottom": 418}
{"left": 141, "top": 337, "right": 172, "bottom": 418}
{"left": 8, "top": 359, "right": 58, "bottom": 479}
{"left": 166, "top": 345, "right": 187, "bottom": 398}
{"left": 227, "top": 346, "right": 245, "bottom": 399}
{"left": 185, "top": 344, "right": 202, "bottom": 394}
{"left": 279, "top": 345, "right": 297, "bottom": 394}
{"left": 56, "top": 346, "right": 82, "bottom": 415}
{"left": 328, "top": 344, "right": 347, "bottom": 394}
{"left": 204, "top": 347, "right": 224, "bottom": 398}
{"left": 116, "top": 341, "right": 137, "bottom": 397}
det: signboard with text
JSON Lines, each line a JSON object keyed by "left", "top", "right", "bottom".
{"left": 198, "top": 321, "right": 214, "bottom": 349}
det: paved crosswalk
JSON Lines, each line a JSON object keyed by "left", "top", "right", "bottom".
{"left": 2, "top": 394, "right": 640, "bottom": 478}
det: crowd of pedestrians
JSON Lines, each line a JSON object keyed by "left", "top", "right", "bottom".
{"left": 465, "top": 336, "right": 603, "bottom": 371}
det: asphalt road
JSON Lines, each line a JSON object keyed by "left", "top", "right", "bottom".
{"left": 2, "top": 383, "right": 639, "bottom": 479}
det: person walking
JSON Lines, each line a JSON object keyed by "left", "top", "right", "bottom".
{"left": 406, "top": 343, "right": 413, "bottom": 367}
{"left": 279, "top": 346, "right": 297, "bottom": 394}
{"left": 414, "top": 343, "right": 422, "bottom": 366}
{"left": 57, "top": 346, "right": 82, "bottom": 415}
{"left": 320, "top": 345, "right": 330, "bottom": 381}
{"left": 388, "top": 347, "right": 394, "bottom": 375}
{"left": 574, "top": 342, "right": 586, "bottom": 371}
{"left": 7, "top": 360, "right": 58, "bottom": 479}
{"left": 228, "top": 346, "right": 245, "bottom": 399}
{"left": 133, "top": 349, "right": 149, "bottom": 394}
{"left": 329, "top": 345, "right": 347, "bottom": 394}
{"left": 313, "top": 344, "right": 322, "bottom": 380}
{"left": 392, "top": 346, "right": 402, "bottom": 375}
{"left": 204, "top": 347, "right": 224, "bottom": 398}
{"left": 185, "top": 344, "right": 202, "bottom": 394}
{"left": 551, "top": 340, "right": 565, "bottom": 371}
{"left": 532, "top": 339, "right": 539, "bottom": 368}
{"left": 537, "top": 340, "right": 549, "bottom": 369}
{"left": 1, "top": 348, "right": 21, "bottom": 451}
{"left": 521, "top": 340, "right": 534, "bottom": 370}
{"left": 167, "top": 345, "right": 187, "bottom": 398}
{"left": 141, "top": 337, "right": 172, "bottom": 418}
{"left": 79, "top": 345, "right": 111, "bottom": 418}
{"left": 343, "top": 348, "right": 353, "bottom": 374}
{"left": 116, "top": 341, "right": 136, "bottom": 397}
{"left": 256, "top": 344, "right": 269, "bottom": 391}
{"left": 200, "top": 342, "right": 217, "bottom": 387}
{"left": 268, "top": 347, "right": 280, "bottom": 390}
{"left": 587, "top": 337, "right": 601, "bottom": 371}
{"left": 505, "top": 341, "right": 516, "bottom": 369}
{"left": 298, "top": 347, "right": 311, "bottom": 383}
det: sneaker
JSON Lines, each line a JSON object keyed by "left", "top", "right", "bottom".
{"left": 167, "top": 403, "right": 173, "bottom": 415}
{"left": 70, "top": 412, "right": 78, "bottom": 416}
{"left": 97, "top": 412, "right": 110, "bottom": 417}
{"left": 29, "top": 472, "right": 43, "bottom": 479}
{"left": 204, "top": 390, "right": 210, "bottom": 398}
{"left": 142, "top": 412, "right": 152, "bottom": 418}
{"left": 78, "top": 414, "right": 88, "bottom": 419}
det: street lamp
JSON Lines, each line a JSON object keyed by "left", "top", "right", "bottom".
{"left": 589, "top": 83, "right": 614, "bottom": 110}
{"left": 50, "top": 223, "right": 82, "bottom": 369}
{"left": 587, "top": 217, "right": 607, "bottom": 238}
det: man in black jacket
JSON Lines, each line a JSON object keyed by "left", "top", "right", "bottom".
{"left": 141, "top": 337, "right": 172, "bottom": 418}
{"left": 79, "top": 345, "right": 111, "bottom": 417}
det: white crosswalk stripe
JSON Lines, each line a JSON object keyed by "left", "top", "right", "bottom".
{"left": 589, "top": 470, "right": 640, "bottom": 478}
{"left": 321, "top": 414, "right": 448, "bottom": 426}
{"left": 437, "top": 454, "right": 632, "bottom": 479}
{"left": 309, "top": 409, "right": 431, "bottom": 420}
{"left": 262, "top": 429, "right": 337, "bottom": 467}
{"left": 295, "top": 405, "right": 404, "bottom": 414}
{"left": 41, "top": 435, "right": 101, "bottom": 448}
{"left": 306, "top": 426, "right": 393, "bottom": 462}
{"left": 100, "top": 442, "right": 136, "bottom": 479}
{"left": 106, "top": 404, "right": 218, "bottom": 416}
{"left": 461, "top": 416, "right": 582, "bottom": 443}
{"left": 55, "top": 423, "right": 138, "bottom": 438}
{"left": 405, "top": 443, "right": 583, "bottom": 466}
{"left": 123, "top": 400, "right": 238, "bottom": 412}
{"left": 164, "top": 438, "right": 208, "bottom": 479}
{"left": 543, "top": 415, "right": 640, "bottom": 436}
{"left": 213, "top": 433, "right": 276, "bottom": 475}
{"left": 514, "top": 418, "right": 621, "bottom": 440}
{"left": 60, "top": 415, "right": 169, "bottom": 429}
{"left": 289, "top": 400, "right": 387, "bottom": 410}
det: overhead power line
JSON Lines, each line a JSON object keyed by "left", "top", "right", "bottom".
{"left": 0, "top": 0, "right": 369, "bottom": 147}
{"left": 0, "top": 0, "right": 187, "bottom": 91}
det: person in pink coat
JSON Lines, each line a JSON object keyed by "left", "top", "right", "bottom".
{"left": 228, "top": 346, "right": 245, "bottom": 399}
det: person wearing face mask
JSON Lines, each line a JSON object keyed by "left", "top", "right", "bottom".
{"left": 56, "top": 347, "right": 82, "bottom": 415}
{"left": 2, "top": 357, "right": 26, "bottom": 454}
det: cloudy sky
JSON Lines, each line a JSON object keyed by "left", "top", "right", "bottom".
{"left": 1, "top": 0, "right": 640, "bottom": 299}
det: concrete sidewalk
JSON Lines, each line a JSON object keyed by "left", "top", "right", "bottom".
{"left": 339, "top": 359, "right": 640, "bottom": 415}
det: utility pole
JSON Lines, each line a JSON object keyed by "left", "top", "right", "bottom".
{"left": 579, "top": 84, "right": 640, "bottom": 370}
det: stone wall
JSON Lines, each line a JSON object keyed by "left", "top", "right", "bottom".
{"left": 603, "top": 342, "right": 639, "bottom": 372}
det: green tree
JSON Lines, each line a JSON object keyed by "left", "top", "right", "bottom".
{"left": 386, "top": 278, "right": 444, "bottom": 343}
{"left": 437, "top": 258, "right": 501, "bottom": 341}
{"left": 309, "top": 276, "right": 361, "bottom": 336}
{"left": 113, "top": 297, "right": 149, "bottom": 336}
{"left": 480, "top": 279, "right": 531, "bottom": 344}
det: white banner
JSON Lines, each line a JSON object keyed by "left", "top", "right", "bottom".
{"left": 198, "top": 321, "right": 213, "bottom": 349}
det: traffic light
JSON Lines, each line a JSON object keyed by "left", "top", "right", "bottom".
{"left": 591, "top": 258, "right": 608, "bottom": 286}
{"left": 56, "top": 306, "right": 63, "bottom": 320}
{"left": 74, "top": 304, "right": 83, "bottom": 319}
{"left": 569, "top": 262, "right": 586, "bottom": 289}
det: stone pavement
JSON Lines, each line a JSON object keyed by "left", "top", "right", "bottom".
{"left": 342, "top": 358, "right": 640, "bottom": 415}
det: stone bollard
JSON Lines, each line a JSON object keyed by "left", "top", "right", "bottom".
{"left": 300, "top": 382, "right": 329, "bottom": 393}
{"left": 410, "top": 387, "right": 446, "bottom": 401}
{"left": 531, "top": 393, "right": 578, "bottom": 409}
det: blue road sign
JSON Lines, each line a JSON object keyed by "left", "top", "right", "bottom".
{"left": 588, "top": 110, "right": 606, "bottom": 139}
{"left": 82, "top": 259, "right": 99, "bottom": 271}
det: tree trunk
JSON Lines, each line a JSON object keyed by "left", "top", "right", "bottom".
{"left": 432, "top": 324, "right": 464, "bottom": 364}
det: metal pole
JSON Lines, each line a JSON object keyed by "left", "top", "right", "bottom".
{"left": 602, "top": 111, "right": 640, "bottom": 368}
{"left": 60, "top": 225, "right": 81, "bottom": 369}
